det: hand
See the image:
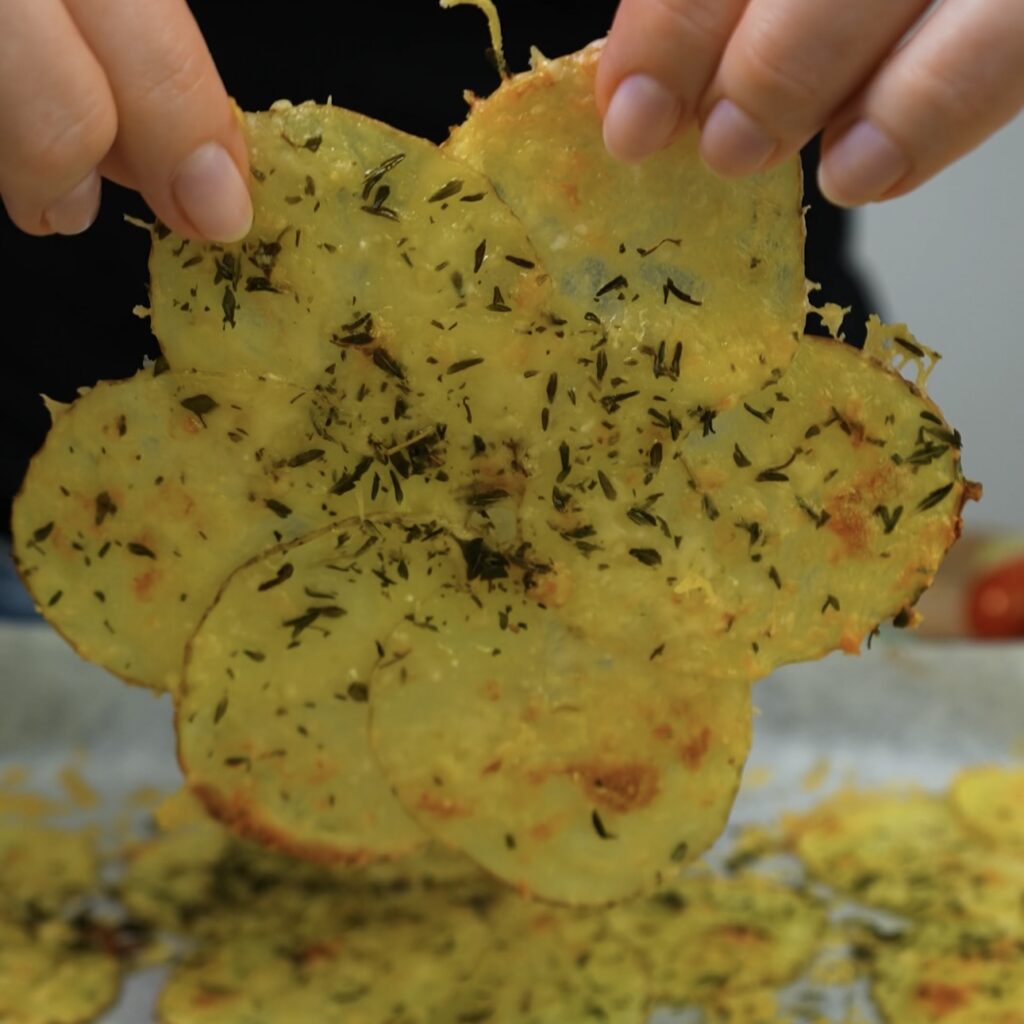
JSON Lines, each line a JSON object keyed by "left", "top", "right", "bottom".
{"left": 596, "top": 0, "right": 1024, "bottom": 206}
{"left": 0, "top": 0, "right": 251, "bottom": 240}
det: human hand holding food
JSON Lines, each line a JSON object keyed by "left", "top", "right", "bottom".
{"left": 0, "top": 0, "right": 251, "bottom": 240}
{"left": 597, "top": 0, "right": 1024, "bottom": 206}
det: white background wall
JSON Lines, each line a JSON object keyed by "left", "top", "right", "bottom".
{"left": 849, "top": 115, "right": 1023, "bottom": 530}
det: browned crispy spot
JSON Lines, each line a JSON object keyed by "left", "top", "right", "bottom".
{"left": 190, "top": 783, "right": 398, "bottom": 866}
{"left": 824, "top": 494, "right": 869, "bottom": 558}
{"left": 838, "top": 631, "right": 862, "bottom": 654}
{"left": 530, "top": 819, "right": 559, "bottom": 842}
{"left": 192, "top": 988, "right": 239, "bottom": 1009}
{"left": 568, "top": 761, "right": 659, "bottom": 814}
{"left": 133, "top": 568, "right": 160, "bottom": 600}
{"left": 560, "top": 182, "right": 581, "bottom": 210}
{"left": 826, "top": 463, "right": 899, "bottom": 558}
{"left": 526, "top": 567, "right": 571, "bottom": 608}
{"left": 416, "top": 790, "right": 473, "bottom": 820}
{"left": 295, "top": 940, "right": 344, "bottom": 966}
{"left": 914, "top": 981, "right": 971, "bottom": 1017}
{"left": 680, "top": 727, "right": 712, "bottom": 771}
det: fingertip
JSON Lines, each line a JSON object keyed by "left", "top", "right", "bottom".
{"left": 43, "top": 170, "right": 102, "bottom": 235}
{"left": 815, "top": 157, "right": 856, "bottom": 209}
{"left": 1, "top": 195, "right": 48, "bottom": 237}
{"left": 699, "top": 99, "right": 776, "bottom": 179}
{"left": 171, "top": 141, "right": 253, "bottom": 243}
{"left": 61, "top": 0, "right": 253, "bottom": 243}
{"left": 818, "top": 120, "right": 910, "bottom": 208}
{"left": 602, "top": 74, "right": 684, "bottom": 164}
{"left": 2, "top": 170, "right": 103, "bottom": 238}
{"left": 597, "top": 0, "right": 746, "bottom": 155}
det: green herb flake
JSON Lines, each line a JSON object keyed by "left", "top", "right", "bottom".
{"left": 629, "top": 548, "right": 662, "bottom": 567}
{"left": 287, "top": 449, "right": 325, "bottom": 468}
{"left": 597, "top": 470, "right": 617, "bottom": 500}
{"left": 258, "top": 563, "right": 294, "bottom": 592}
{"left": 180, "top": 394, "right": 219, "bottom": 420}
{"left": 663, "top": 278, "right": 702, "bottom": 306}
{"left": 94, "top": 491, "right": 118, "bottom": 527}
{"left": 221, "top": 286, "right": 237, "bottom": 327}
{"left": 264, "top": 499, "right": 293, "bottom": 519}
{"left": 873, "top": 504, "right": 903, "bottom": 534}
{"left": 428, "top": 179, "right": 464, "bottom": 203}
{"left": 448, "top": 358, "right": 485, "bottom": 375}
{"left": 592, "top": 810, "right": 617, "bottom": 840}
{"left": 916, "top": 483, "right": 955, "bottom": 512}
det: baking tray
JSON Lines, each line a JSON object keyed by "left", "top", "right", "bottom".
{"left": 2, "top": 619, "right": 1022, "bottom": 1023}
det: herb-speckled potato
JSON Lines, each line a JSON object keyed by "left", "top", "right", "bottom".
{"left": 12, "top": 35, "right": 975, "bottom": 902}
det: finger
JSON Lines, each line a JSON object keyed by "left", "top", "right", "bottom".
{"left": 0, "top": 0, "right": 117, "bottom": 235}
{"left": 596, "top": 0, "right": 748, "bottom": 162}
{"left": 698, "top": 0, "right": 928, "bottom": 178}
{"left": 64, "top": 0, "right": 252, "bottom": 241}
{"left": 819, "top": 0, "right": 1024, "bottom": 206}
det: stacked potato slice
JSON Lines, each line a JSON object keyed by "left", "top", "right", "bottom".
{"left": 13, "top": 44, "right": 972, "bottom": 903}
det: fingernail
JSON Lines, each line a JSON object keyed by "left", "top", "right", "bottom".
{"left": 700, "top": 99, "right": 776, "bottom": 177}
{"left": 818, "top": 120, "right": 910, "bottom": 207}
{"left": 172, "top": 142, "right": 253, "bottom": 242}
{"left": 44, "top": 171, "right": 101, "bottom": 235}
{"left": 603, "top": 74, "right": 683, "bottom": 163}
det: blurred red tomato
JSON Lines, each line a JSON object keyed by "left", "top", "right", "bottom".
{"left": 968, "top": 556, "right": 1024, "bottom": 638}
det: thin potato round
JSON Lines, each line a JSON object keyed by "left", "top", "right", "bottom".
{"left": 158, "top": 938, "right": 310, "bottom": 1024}
{"left": 950, "top": 763, "right": 1024, "bottom": 849}
{"left": 141, "top": 808, "right": 494, "bottom": 1013}
{"left": 0, "top": 822, "right": 98, "bottom": 922}
{"left": 787, "top": 790, "right": 1024, "bottom": 934}
{"left": 872, "top": 926, "right": 1024, "bottom": 1024}
{"left": 11, "top": 33, "right": 976, "bottom": 908}
{"left": 179, "top": 519, "right": 451, "bottom": 862}
{"left": 124, "top": 794, "right": 498, "bottom": 941}
{"left": 199, "top": 834, "right": 498, "bottom": 921}
{"left": 0, "top": 919, "right": 121, "bottom": 1024}
{"left": 607, "top": 874, "right": 826, "bottom": 1005}
{"left": 427, "top": 900, "right": 650, "bottom": 1024}
{"left": 13, "top": 363, "right": 526, "bottom": 691}
{"left": 182, "top": 509, "right": 750, "bottom": 898}
{"left": 151, "top": 101, "right": 553, "bottom": 389}
{"left": 14, "top": 371, "right": 372, "bottom": 691}
{"left": 120, "top": 818, "right": 230, "bottom": 932}
{"left": 705, "top": 989, "right": 788, "bottom": 1024}
{"left": 446, "top": 42, "right": 806, "bottom": 412}
{"left": 158, "top": 892, "right": 486, "bottom": 1024}
{"left": 369, "top": 570, "right": 752, "bottom": 904}
{"left": 519, "top": 333, "right": 969, "bottom": 679}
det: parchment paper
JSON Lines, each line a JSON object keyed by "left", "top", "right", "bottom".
{"left": 2, "top": 622, "right": 1022, "bottom": 1023}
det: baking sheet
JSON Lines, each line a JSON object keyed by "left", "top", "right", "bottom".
{"left": 2, "top": 620, "right": 1022, "bottom": 1022}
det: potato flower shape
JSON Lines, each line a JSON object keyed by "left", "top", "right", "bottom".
{"left": 13, "top": 44, "right": 973, "bottom": 904}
